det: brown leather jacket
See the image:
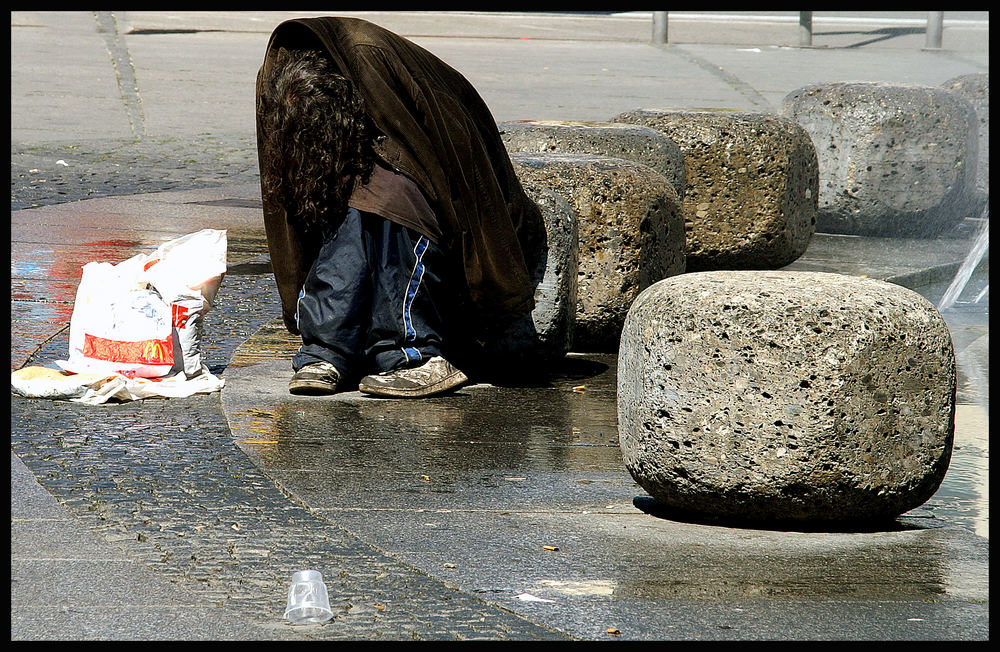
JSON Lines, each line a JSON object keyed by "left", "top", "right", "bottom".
{"left": 256, "top": 16, "right": 543, "bottom": 336}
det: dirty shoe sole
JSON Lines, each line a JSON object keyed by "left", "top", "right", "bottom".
{"left": 358, "top": 368, "right": 469, "bottom": 398}
{"left": 288, "top": 363, "right": 341, "bottom": 396}
{"left": 288, "top": 378, "right": 339, "bottom": 395}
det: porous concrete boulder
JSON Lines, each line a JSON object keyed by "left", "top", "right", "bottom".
{"left": 618, "top": 270, "right": 956, "bottom": 523}
{"left": 942, "top": 73, "right": 989, "bottom": 215}
{"left": 486, "top": 183, "right": 578, "bottom": 365}
{"left": 499, "top": 119, "right": 686, "bottom": 199}
{"left": 612, "top": 109, "right": 817, "bottom": 271}
{"left": 511, "top": 152, "right": 686, "bottom": 351}
{"left": 781, "top": 82, "right": 979, "bottom": 236}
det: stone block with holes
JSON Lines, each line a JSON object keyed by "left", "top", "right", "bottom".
{"left": 486, "top": 182, "right": 578, "bottom": 367}
{"left": 611, "top": 109, "right": 817, "bottom": 272}
{"left": 510, "top": 152, "right": 685, "bottom": 352}
{"left": 617, "top": 270, "right": 956, "bottom": 523}
{"left": 781, "top": 82, "right": 979, "bottom": 236}
{"left": 498, "top": 119, "right": 686, "bottom": 199}
{"left": 942, "top": 73, "right": 989, "bottom": 216}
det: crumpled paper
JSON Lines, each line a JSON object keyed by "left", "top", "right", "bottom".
{"left": 11, "top": 365, "right": 224, "bottom": 405}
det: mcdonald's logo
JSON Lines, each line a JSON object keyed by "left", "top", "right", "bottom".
{"left": 141, "top": 339, "right": 170, "bottom": 364}
{"left": 83, "top": 333, "right": 174, "bottom": 366}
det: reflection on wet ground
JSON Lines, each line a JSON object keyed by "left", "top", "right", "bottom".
{"left": 11, "top": 189, "right": 988, "bottom": 615}
{"left": 8, "top": 191, "right": 269, "bottom": 368}
{"left": 227, "top": 343, "right": 624, "bottom": 513}
{"left": 223, "top": 307, "right": 988, "bottom": 605}
{"left": 912, "top": 262, "right": 989, "bottom": 541}
{"left": 226, "top": 231, "right": 989, "bottom": 540}
{"left": 605, "top": 518, "right": 984, "bottom": 602}
{"left": 10, "top": 238, "right": 156, "bottom": 365}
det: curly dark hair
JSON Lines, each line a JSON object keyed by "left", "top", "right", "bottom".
{"left": 258, "top": 48, "right": 375, "bottom": 238}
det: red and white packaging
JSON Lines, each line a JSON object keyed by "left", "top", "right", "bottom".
{"left": 57, "top": 229, "right": 227, "bottom": 379}
{"left": 142, "top": 229, "right": 227, "bottom": 378}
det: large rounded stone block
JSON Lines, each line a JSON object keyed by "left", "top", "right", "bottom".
{"left": 499, "top": 119, "right": 686, "bottom": 199}
{"left": 612, "top": 109, "right": 817, "bottom": 272}
{"left": 511, "top": 152, "right": 686, "bottom": 352}
{"left": 942, "top": 73, "right": 988, "bottom": 215}
{"left": 618, "top": 270, "right": 956, "bottom": 523}
{"left": 781, "top": 82, "right": 979, "bottom": 236}
{"left": 487, "top": 183, "right": 578, "bottom": 365}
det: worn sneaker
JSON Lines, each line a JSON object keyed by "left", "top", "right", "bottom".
{"left": 288, "top": 361, "right": 342, "bottom": 395}
{"left": 358, "top": 356, "right": 469, "bottom": 398}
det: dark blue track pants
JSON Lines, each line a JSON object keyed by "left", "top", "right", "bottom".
{"left": 292, "top": 208, "right": 450, "bottom": 379}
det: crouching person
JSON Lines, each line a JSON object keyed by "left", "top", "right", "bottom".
{"left": 256, "top": 16, "right": 543, "bottom": 398}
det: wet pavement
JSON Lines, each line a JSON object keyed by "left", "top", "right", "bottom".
{"left": 11, "top": 11, "right": 989, "bottom": 640}
{"left": 223, "top": 325, "right": 988, "bottom": 640}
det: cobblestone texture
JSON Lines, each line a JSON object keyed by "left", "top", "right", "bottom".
{"left": 10, "top": 137, "right": 260, "bottom": 211}
{"left": 10, "top": 271, "right": 567, "bottom": 640}
{"left": 10, "top": 148, "right": 568, "bottom": 639}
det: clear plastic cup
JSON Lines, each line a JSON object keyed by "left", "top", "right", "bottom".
{"left": 284, "top": 569, "right": 334, "bottom": 624}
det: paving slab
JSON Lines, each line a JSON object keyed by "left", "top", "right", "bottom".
{"left": 220, "top": 325, "right": 988, "bottom": 640}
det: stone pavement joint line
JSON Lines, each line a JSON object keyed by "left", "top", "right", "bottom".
{"left": 94, "top": 11, "right": 146, "bottom": 140}
{"left": 661, "top": 45, "right": 774, "bottom": 110}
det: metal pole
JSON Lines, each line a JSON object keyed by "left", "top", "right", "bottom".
{"left": 925, "top": 11, "right": 943, "bottom": 49}
{"left": 652, "top": 11, "right": 668, "bottom": 45}
{"left": 799, "top": 11, "right": 813, "bottom": 47}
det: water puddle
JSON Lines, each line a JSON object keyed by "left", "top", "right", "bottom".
{"left": 912, "top": 218, "right": 989, "bottom": 539}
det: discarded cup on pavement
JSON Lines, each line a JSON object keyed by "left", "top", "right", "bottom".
{"left": 284, "top": 569, "right": 334, "bottom": 624}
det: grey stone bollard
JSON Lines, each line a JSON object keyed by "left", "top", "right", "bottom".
{"left": 942, "top": 73, "right": 989, "bottom": 216}
{"left": 486, "top": 182, "right": 578, "bottom": 365}
{"left": 498, "top": 119, "right": 686, "bottom": 199}
{"left": 612, "top": 109, "right": 817, "bottom": 272}
{"left": 511, "top": 152, "right": 686, "bottom": 352}
{"left": 781, "top": 82, "right": 979, "bottom": 236}
{"left": 617, "top": 270, "right": 956, "bottom": 523}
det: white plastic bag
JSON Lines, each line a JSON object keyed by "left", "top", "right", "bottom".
{"left": 10, "top": 366, "right": 116, "bottom": 400}
{"left": 56, "top": 229, "right": 227, "bottom": 380}
{"left": 11, "top": 365, "right": 225, "bottom": 405}
{"left": 58, "top": 259, "right": 176, "bottom": 378}
{"left": 142, "top": 229, "right": 227, "bottom": 377}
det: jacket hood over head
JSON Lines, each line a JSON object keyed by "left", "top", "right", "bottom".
{"left": 256, "top": 16, "right": 544, "bottom": 337}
